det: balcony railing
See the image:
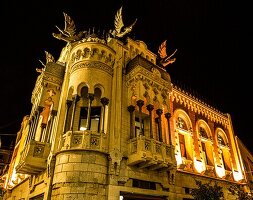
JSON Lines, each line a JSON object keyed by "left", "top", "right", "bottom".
{"left": 16, "top": 140, "right": 51, "bottom": 175}
{"left": 61, "top": 130, "right": 107, "bottom": 153}
{"left": 127, "top": 135, "right": 176, "bottom": 170}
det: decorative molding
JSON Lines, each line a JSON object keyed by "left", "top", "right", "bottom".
{"left": 71, "top": 61, "right": 113, "bottom": 75}
{"left": 126, "top": 66, "right": 171, "bottom": 89}
{"left": 43, "top": 74, "right": 64, "bottom": 85}
{"left": 172, "top": 86, "right": 229, "bottom": 127}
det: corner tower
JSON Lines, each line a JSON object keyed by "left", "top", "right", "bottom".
{"left": 50, "top": 13, "right": 116, "bottom": 199}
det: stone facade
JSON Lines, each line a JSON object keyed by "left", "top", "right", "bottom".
{"left": 1, "top": 8, "right": 252, "bottom": 200}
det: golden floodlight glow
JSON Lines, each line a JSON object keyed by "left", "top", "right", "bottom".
{"left": 80, "top": 126, "right": 87, "bottom": 131}
{"left": 194, "top": 158, "right": 204, "bottom": 173}
{"left": 233, "top": 170, "right": 243, "bottom": 182}
{"left": 215, "top": 165, "right": 225, "bottom": 178}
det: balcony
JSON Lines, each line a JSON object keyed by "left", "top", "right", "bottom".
{"left": 127, "top": 135, "right": 176, "bottom": 170}
{"left": 61, "top": 130, "right": 107, "bottom": 153}
{"left": 16, "top": 140, "right": 51, "bottom": 175}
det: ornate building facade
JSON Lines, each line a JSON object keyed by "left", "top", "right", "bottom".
{"left": 1, "top": 8, "right": 251, "bottom": 200}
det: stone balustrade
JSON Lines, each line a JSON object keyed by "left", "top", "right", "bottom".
{"left": 127, "top": 135, "right": 176, "bottom": 170}
{"left": 61, "top": 130, "right": 107, "bottom": 153}
{"left": 16, "top": 140, "right": 51, "bottom": 174}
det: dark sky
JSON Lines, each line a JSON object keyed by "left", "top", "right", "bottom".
{"left": 1, "top": 0, "right": 252, "bottom": 152}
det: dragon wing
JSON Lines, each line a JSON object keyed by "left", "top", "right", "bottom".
{"left": 125, "top": 18, "right": 137, "bottom": 32}
{"left": 45, "top": 51, "right": 55, "bottom": 63}
{"left": 63, "top": 12, "right": 76, "bottom": 36}
{"left": 158, "top": 40, "right": 167, "bottom": 59}
{"left": 165, "top": 49, "right": 178, "bottom": 60}
{"left": 114, "top": 7, "right": 124, "bottom": 34}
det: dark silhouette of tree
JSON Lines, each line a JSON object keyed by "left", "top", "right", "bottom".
{"left": 190, "top": 180, "right": 224, "bottom": 200}
{"left": 229, "top": 184, "right": 253, "bottom": 200}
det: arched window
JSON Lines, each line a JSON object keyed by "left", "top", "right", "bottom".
{"left": 94, "top": 87, "right": 102, "bottom": 105}
{"left": 64, "top": 87, "right": 74, "bottom": 132}
{"left": 218, "top": 134, "right": 226, "bottom": 146}
{"left": 173, "top": 109, "right": 194, "bottom": 166}
{"left": 176, "top": 117, "right": 187, "bottom": 130}
{"left": 196, "top": 120, "right": 214, "bottom": 167}
{"left": 199, "top": 127, "right": 208, "bottom": 139}
{"left": 179, "top": 133, "right": 187, "bottom": 158}
{"left": 216, "top": 130, "right": 232, "bottom": 171}
{"left": 79, "top": 87, "right": 102, "bottom": 132}
{"left": 79, "top": 86, "right": 89, "bottom": 131}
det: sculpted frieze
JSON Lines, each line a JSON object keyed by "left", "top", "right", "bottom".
{"left": 126, "top": 66, "right": 171, "bottom": 89}
{"left": 71, "top": 61, "right": 113, "bottom": 75}
{"left": 43, "top": 75, "right": 63, "bottom": 85}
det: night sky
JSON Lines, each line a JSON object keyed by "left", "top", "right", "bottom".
{"left": 1, "top": 0, "right": 252, "bottom": 152}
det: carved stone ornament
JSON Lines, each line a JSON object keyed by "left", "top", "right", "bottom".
{"left": 109, "top": 149, "right": 123, "bottom": 175}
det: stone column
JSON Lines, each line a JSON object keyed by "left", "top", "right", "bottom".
{"left": 86, "top": 93, "right": 94, "bottom": 130}
{"left": 165, "top": 112, "right": 172, "bottom": 145}
{"left": 136, "top": 100, "right": 144, "bottom": 136}
{"left": 146, "top": 104, "right": 154, "bottom": 139}
{"left": 31, "top": 106, "right": 43, "bottom": 140}
{"left": 26, "top": 117, "right": 34, "bottom": 145}
{"left": 70, "top": 94, "right": 80, "bottom": 131}
{"left": 100, "top": 97, "right": 109, "bottom": 133}
{"left": 40, "top": 123, "right": 47, "bottom": 142}
{"left": 156, "top": 109, "right": 163, "bottom": 142}
{"left": 45, "top": 110, "right": 57, "bottom": 143}
{"left": 64, "top": 100, "right": 73, "bottom": 132}
{"left": 127, "top": 105, "right": 135, "bottom": 138}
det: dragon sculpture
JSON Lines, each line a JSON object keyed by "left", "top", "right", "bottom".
{"left": 52, "top": 12, "right": 86, "bottom": 43}
{"left": 158, "top": 40, "right": 177, "bottom": 67}
{"left": 109, "top": 6, "right": 137, "bottom": 39}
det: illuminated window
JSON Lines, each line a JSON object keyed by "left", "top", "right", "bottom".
{"left": 179, "top": 134, "right": 187, "bottom": 158}
{"left": 218, "top": 134, "right": 226, "bottom": 146}
{"left": 221, "top": 150, "right": 230, "bottom": 170}
{"left": 135, "top": 117, "right": 144, "bottom": 136}
{"left": 79, "top": 106, "right": 101, "bottom": 131}
{"left": 201, "top": 142, "right": 212, "bottom": 165}
{"left": 176, "top": 117, "right": 187, "bottom": 130}
{"left": 199, "top": 127, "right": 208, "bottom": 138}
{"left": 217, "top": 131, "right": 232, "bottom": 171}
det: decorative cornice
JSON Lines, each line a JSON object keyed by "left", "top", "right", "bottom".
{"left": 45, "top": 62, "right": 65, "bottom": 79}
{"left": 126, "top": 65, "right": 171, "bottom": 90}
{"left": 42, "top": 75, "right": 63, "bottom": 85}
{"left": 126, "top": 55, "right": 170, "bottom": 82}
{"left": 172, "top": 85, "right": 229, "bottom": 127}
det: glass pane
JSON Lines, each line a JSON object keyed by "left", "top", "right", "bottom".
{"left": 135, "top": 117, "right": 144, "bottom": 136}
{"left": 179, "top": 134, "right": 186, "bottom": 158}
{"left": 79, "top": 107, "right": 88, "bottom": 130}
{"left": 79, "top": 119, "right": 87, "bottom": 131}
{"left": 218, "top": 134, "right": 226, "bottom": 146}
{"left": 90, "top": 106, "right": 101, "bottom": 131}
{"left": 90, "top": 118, "right": 100, "bottom": 131}
{"left": 176, "top": 117, "right": 187, "bottom": 130}
{"left": 200, "top": 127, "right": 208, "bottom": 138}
